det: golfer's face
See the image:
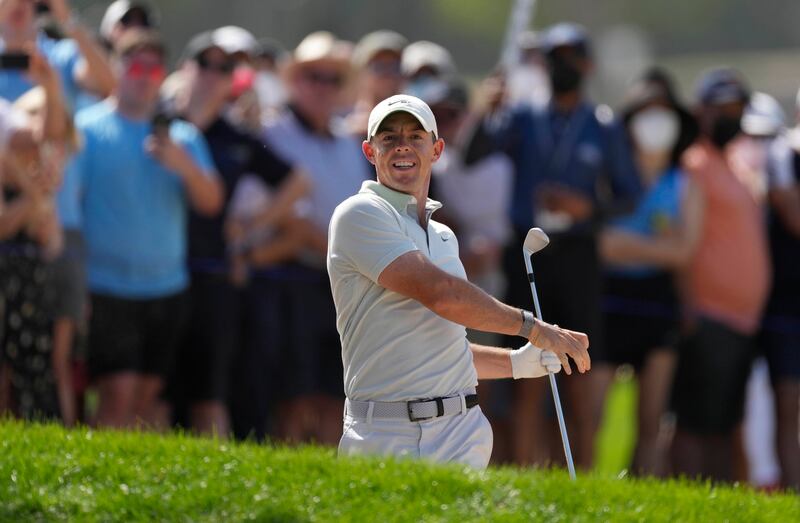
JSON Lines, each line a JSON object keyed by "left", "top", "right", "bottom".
{"left": 367, "top": 112, "right": 443, "bottom": 196}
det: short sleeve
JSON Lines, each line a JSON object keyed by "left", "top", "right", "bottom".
{"left": 329, "top": 196, "right": 418, "bottom": 283}
{"left": 248, "top": 136, "right": 292, "bottom": 187}
{"left": 48, "top": 38, "right": 82, "bottom": 110}
{"left": 767, "top": 137, "right": 797, "bottom": 190}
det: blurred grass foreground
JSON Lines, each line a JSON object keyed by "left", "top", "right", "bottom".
{"left": 1, "top": 420, "right": 798, "bottom": 522}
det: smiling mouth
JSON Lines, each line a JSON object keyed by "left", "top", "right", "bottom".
{"left": 392, "top": 161, "right": 416, "bottom": 170}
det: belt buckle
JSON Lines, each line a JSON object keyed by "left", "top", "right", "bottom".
{"left": 407, "top": 397, "right": 444, "bottom": 422}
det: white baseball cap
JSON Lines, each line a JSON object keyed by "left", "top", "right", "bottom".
{"left": 366, "top": 94, "right": 438, "bottom": 141}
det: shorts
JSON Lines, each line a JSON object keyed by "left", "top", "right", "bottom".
{"left": 49, "top": 230, "right": 87, "bottom": 323}
{"left": 672, "top": 316, "right": 755, "bottom": 434}
{"left": 760, "top": 288, "right": 800, "bottom": 380}
{"left": 88, "top": 291, "right": 189, "bottom": 380}
{"left": 175, "top": 274, "right": 242, "bottom": 402}
{"left": 339, "top": 403, "right": 493, "bottom": 469}
{"left": 602, "top": 272, "right": 679, "bottom": 369}
{"left": 502, "top": 230, "right": 603, "bottom": 356}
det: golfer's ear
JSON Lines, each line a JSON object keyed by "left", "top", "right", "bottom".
{"left": 362, "top": 140, "right": 376, "bottom": 165}
{"left": 432, "top": 137, "right": 445, "bottom": 162}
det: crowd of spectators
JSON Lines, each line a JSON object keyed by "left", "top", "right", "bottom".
{"left": 0, "top": 0, "right": 798, "bottom": 490}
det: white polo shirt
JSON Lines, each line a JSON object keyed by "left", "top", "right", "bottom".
{"left": 327, "top": 180, "right": 478, "bottom": 402}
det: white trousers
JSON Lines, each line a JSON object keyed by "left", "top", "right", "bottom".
{"left": 338, "top": 404, "right": 493, "bottom": 469}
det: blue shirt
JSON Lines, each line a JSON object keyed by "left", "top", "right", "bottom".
{"left": 0, "top": 33, "right": 81, "bottom": 108}
{"left": 608, "top": 167, "right": 685, "bottom": 277}
{"left": 64, "top": 101, "right": 216, "bottom": 299}
{"left": 492, "top": 102, "right": 641, "bottom": 233}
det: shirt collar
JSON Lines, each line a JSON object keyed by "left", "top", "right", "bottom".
{"left": 359, "top": 180, "right": 442, "bottom": 217}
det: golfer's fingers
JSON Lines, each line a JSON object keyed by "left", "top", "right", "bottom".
{"left": 559, "top": 332, "right": 589, "bottom": 373}
{"left": 558, "top": 328, "right": 590, "bottom": 372}
{"left": 557, "top": 352, "right": 572, "bottom": 375}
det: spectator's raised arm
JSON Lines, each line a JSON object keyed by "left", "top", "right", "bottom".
{"left": 49, "top": 0, "right": 115, "bottom": 98}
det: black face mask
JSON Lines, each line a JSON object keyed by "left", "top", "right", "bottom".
{"left": 710, "top": 115, "right": 741, "bottom": 148}
{"left": 548, "top": 57, "right": 583, "bottom": 94}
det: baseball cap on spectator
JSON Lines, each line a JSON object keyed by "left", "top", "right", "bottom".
{"left": 367, "top": 94, "right": 438, "bottom": 141}
{"left": 286, "top": 31, "right": 351, "bottom": 76}
{"left": 352, "top": 30, "right": 408, "bottom": 69}
{"left": 212, "top": 26, "right": 258, "bottom": 57}
{"left": 401, "top": 41, "right": 456, "bottom": 78}
{"left": 696, "top": 68, "right": 750, "bottom": 106}
{"left": 539, "top": 22, "right": 590, "bottom": 56}
{"left": 741, "top": 91, "right": 785, "bottom": 137}
{"left": 100, "top": 1, "right": 154, "bottom": 41}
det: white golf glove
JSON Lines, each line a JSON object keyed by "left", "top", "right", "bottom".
{"left": 510, "top": 342, "right": 562, "bottom": 379}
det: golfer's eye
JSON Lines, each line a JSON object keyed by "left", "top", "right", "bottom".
{"left": 381, "top": 134, "right": 396, "bottom": 143}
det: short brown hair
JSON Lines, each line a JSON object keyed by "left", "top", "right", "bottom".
{"left": 114, "top": 28, "right": 167, "bottom": 61}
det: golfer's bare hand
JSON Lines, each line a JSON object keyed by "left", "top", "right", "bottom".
{"left": 529, "top": 321, "right": 590, "bottom": 375}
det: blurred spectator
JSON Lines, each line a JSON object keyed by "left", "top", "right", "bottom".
{"left": 668, "top": 68, "right": 770, "bottom": 482}
{"left": 15, "top": 82, "right": 81, "bottom": 426}
{"left": 0, "top": 52, "right": 70, "bottom": 421}
{"left": 598, "top": 67, "right": 699, "bottom": 476}
{"left": 251, "top": 37, "right": 288, "bottom": 121}
{"left": 760, "top": 87, "right": 800, "bottom": 490}
{"left": 0, "top": 0, "right": 115, "bottom": 107}
{"left": 63, "top": 30, "right": 222, "bottom": 429}
{"left": 505, "top": 30, "right": 550, "bottom": 109}
{"left": 486, "top": 22, "right": 641, "bottom": 468}
{"left": 167, "top": 29, "right": 309, "bottom": 438}
{"left": 343, "top": 30, "right": 407, "bottom": 138}
{"left": 261, "top": 31, "right": 369, "bottom": 444}
{"left": 99, "top": 0, "right": 154, "bottom": 51}
{"left": 401, "top": 40, "right": 456, "bottom": 83}
{"left": 736, "top": 91, "right": 787, "bottom": 489}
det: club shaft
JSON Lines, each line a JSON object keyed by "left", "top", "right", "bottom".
{"left": 523, "top": 251, "right": 577, "bottom": 481}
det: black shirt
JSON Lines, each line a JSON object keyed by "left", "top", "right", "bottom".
{"left": 188, "top": 117, "right": 292, "bottom": 271}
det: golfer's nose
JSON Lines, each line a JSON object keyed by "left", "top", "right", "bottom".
{"left": 394, "top": 136, "right": 412, "bottom": 150}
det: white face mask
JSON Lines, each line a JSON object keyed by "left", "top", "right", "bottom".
{"left": 630, "top": 106, "right": 680, "bottom": 153}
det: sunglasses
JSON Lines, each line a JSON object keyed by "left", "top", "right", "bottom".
{"left": 196, "top": 54, "right": 235, "bottom": 74}
{"left": 126, "top": 60, "right": 165, "bottom": 81}
{"left": 303, "top": 70, "right": 343, "bottom": 88}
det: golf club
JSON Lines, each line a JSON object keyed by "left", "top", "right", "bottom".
{"left": 522, "top": 227, "right": 577, "bottom": 481}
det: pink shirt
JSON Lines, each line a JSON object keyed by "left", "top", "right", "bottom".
{"left": 682, "top": 140, "right": 771, "bottom": 334}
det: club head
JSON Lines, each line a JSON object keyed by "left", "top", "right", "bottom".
{"left": 523, "top": 227, "right": 550, "bottom": 254}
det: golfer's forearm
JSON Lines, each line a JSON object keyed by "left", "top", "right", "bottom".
{"left": 428, "top": 276, "right": 524, "bottom": 337}
{"left": 470, "top": 343, "right": 513, "bottom": 380}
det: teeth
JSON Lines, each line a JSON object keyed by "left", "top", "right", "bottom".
{"left": 394, "top": 162, "right": 414, "bottom": 167}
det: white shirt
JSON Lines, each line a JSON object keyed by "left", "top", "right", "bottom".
{"left": 327, "top": 180, "right": 478, "bottom": 402}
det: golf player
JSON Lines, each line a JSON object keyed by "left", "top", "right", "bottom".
{"left": 327, "top": 95, "right": 591, "bottom": 468}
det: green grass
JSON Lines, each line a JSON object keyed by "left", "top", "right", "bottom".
{"left": 1, "top": 421, "right": 797, "bottom": 522}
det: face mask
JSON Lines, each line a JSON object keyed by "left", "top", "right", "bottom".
{"left": 547, "top": 56, "right": 583, "bottom": 94}
{"left": 710, "top": 114, "right": 741, "bottom": 148}
{"left": 630, "top": 107, "right": 680, "bottom": 153}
